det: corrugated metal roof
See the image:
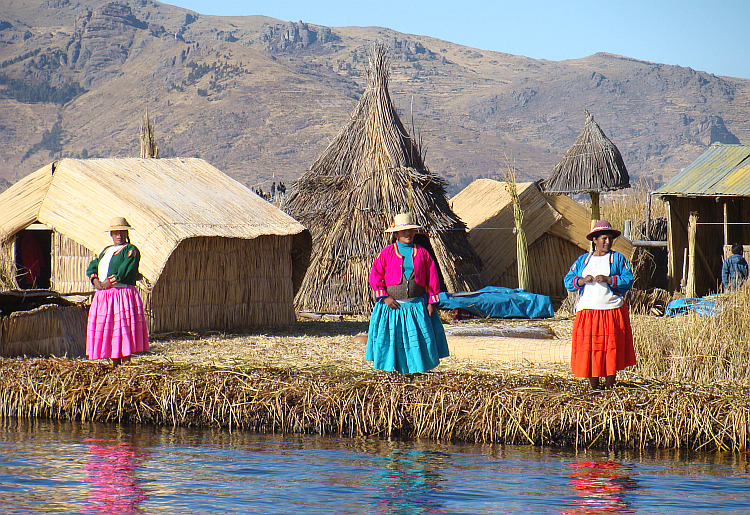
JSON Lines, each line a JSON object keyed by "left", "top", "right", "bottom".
{"left": 655, "top": 144, "right": 750, "bottom": 197}
{"left": 0, "top": 158, "right": 307, "bottom": 282}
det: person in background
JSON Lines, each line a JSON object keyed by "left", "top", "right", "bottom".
{"left": 564, "top": 220, "right": 635, "bottom": 390}
{"left": 86, "top": 217, "right": 149, "bottom": 367}
{"left": 721, "top": 242, "right": 748, "bottom": 291}
{"left": 366, "top": 213, "right": 448, "bottom": 373}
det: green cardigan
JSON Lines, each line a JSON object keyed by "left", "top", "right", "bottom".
{"left": 86, "top": 243, "right": 141, "bottom": 286}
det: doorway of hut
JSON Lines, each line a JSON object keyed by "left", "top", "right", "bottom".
{"left": 413, "top": 233, "right": 447, "bottom": 291}
{"left": 14, "top": 227, "right": 52, "bottom": 289}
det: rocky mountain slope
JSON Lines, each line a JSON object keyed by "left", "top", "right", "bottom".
{"left": 1, "top": 0, "right": 748, "bottom": 196}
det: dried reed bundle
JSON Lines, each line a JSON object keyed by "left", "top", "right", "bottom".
{"left": 1, "top": 358, "right": 748, "bottom": 452}
{"left": 505, "top": 164, "right": 529, "bottom": 290}
{"left": 541, "top": 110, "right": 630, "bottom": 221}
{"left": 140, "top": 112, "right": 160, "bottom": 159}
{"left": 283, "top": 43, "right": 483, "bottom": 314}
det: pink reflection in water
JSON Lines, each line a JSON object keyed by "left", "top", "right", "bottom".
{"left": 561, "top": 461, "right": 638, "bottom": 514}
{"left": 83, "top": 439, "right": 146, "bottom": 514}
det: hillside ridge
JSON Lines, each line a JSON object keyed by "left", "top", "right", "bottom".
{"left": 0, "top": 0, "right": 747, "bottom": 196}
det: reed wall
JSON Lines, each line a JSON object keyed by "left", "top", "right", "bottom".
{"left": 147, "top": 236, "right": 296, "bottom": 332}
{"left": 496, "top": 234, "right": 584, "bottom": 302}
{"left": 0, "top": 304, "right": 86, "bottom": 358}
{"left": 52, "top": 233, "right": 97, "bottom": 294}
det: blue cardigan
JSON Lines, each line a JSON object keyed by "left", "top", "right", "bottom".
{"left": 564, "top": 251, "right": 634, "bottom": 295}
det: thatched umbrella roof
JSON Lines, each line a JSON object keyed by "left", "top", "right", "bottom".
{"left": 540, "top": 109, "right": 629, "bottom": 220}
{"left": 283, "top": 44, "right": 484, "bottom": 315}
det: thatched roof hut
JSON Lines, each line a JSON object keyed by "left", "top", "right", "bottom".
{"left": 282, "top": 44, "right": 484, "bottom": 314}
{"left": 451, "top": 179, "right": 633, "bottom": 302}
{"left": 0, "top": 157, "right": 311, "bottom": 333}
{"left": 654, "top": 143, "right": 750, "bottom": 295}
{"left": 540, "top": 109, "right": 630, "bottom": 220}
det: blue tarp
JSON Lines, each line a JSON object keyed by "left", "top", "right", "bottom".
{"left": 438, "top": 286, "right": 554, "bottom": 319}
{"left": 666, "top": 296, "right": 721, "bottom": 317}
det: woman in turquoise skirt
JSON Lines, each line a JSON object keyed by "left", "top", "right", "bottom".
{"left": 366, "top": 213, "right": 449, "bottom": 373}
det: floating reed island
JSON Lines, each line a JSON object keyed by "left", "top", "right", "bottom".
{"left": 2, "top": 291, "right": 750, "bottom": 453}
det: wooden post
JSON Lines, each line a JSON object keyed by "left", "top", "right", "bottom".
{"left": 685, "top": 211, "right": 698, "bottom": 298}
{"left": 681, "top": 247, "right": 688, "bottom": 291}
{"left": 590, "top": 191, "right": 600, "bottom": 224}
{"left": 723, "top": 200, "right": 729, "bottom": 247}
{"left": 646, "top": 193, "right": 652, "bottom": 240}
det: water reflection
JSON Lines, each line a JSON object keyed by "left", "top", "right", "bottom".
{"left": 366, "top": 448, "right": 445, "bottom": 514}
{"left": 562, "top": 460, "right": 638, "bottom": 514}
{"left": 83, "top": 439, "right": 146, "bottom": 514}
{"left": 2, "top": 419, "right": 750, "bottom": 514}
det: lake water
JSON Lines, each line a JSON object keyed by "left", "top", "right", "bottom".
{"left": 1, "top": 418, "right": 750, "bottom": 514}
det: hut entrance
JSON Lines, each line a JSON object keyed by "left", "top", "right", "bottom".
{"left": 14, "top": 226, "right": 52, "bottom": 289}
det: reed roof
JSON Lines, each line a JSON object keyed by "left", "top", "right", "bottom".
{"left": 0, "top": 158, "right": 310, "bottom": 284}
{"left": 452, "top": 179, "right": 634, "bottom": 278}
{"left": 541, "top": 109, "right": 630, "bottom": 194}
{"left": 282, "top": 44, "right": 483, "bottom": 314}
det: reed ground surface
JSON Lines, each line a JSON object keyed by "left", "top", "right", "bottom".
{"left": 144, "top": 314, "right": 575, "bottom": 377}
{"left": 4, "top": 308, "right": 750, "bottom": 451}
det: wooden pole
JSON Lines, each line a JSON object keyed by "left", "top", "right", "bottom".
{"left": 681, "top": 247, "right": 688, "bottom": 291}
{"left": 685, "top": 211, "right": 698, "bottom": 298}
{"left": 590, "top": 191, "right": 600, "bottom": 224}
{"left": 646, "top": 193, "right": 652, "bottom": 240}
{"left": 723, "top": 200, "right": 729, "bottom": 247}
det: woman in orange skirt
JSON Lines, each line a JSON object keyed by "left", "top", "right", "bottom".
{"left": 564, "top": 220, "right": 636, "bottom": 389}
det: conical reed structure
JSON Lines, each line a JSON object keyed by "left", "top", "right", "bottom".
{"left": 283, "top": 44, "right": 484, "bottom": 314}
{"left": 540, "top": 109, "right": 629, "bottom": 221}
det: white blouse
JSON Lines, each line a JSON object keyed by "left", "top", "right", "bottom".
{"left": 576, "top": 254, "right": 624, "bottom": 311}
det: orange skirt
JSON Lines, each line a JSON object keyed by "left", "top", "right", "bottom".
{"left": 571, "top": 304, "right": 636, "bottom": 378}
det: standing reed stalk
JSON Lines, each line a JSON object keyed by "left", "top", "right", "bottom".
{"left": 686, "top": 211, "right": 698, "bottom": 297}
{"left": 505, "top": 162, "right": 529, "bottom": 290}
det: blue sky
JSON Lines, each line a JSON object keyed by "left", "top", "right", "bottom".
{"left": 167, "top": 0, "right": 750, "bottom": 79}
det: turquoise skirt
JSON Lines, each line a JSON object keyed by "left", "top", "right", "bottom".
{"left": 365, "top": 297, "right": 449, "bottom": 373}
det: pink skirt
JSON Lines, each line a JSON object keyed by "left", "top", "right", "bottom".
{"left": 86, "top": 286, "right": 149, "bottom": 360}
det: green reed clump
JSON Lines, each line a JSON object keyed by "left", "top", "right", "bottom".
{"left": 633, "top": 287, "right": 750, "bottom": 384}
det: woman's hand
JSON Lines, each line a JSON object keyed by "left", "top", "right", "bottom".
{"left": 577, "top": 275, "right": 595, "bottom": 287}
{"left": 384, "top": 296, "right": 400, "bottom": 309}
{"left": 92, "top": 278, "right": 103, "bottom": 290}
{"left": 427, "top": 303, "right": 436, "bottom": 317}
{"left": 594, "top": 275, "right": 612, "bottom": 285}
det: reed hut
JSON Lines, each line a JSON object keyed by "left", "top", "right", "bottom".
{"left": 540, "top": 109, "right": 630, "bottom": 222}
{"left": 654, "top": 143, "right": 750, "bottom": 296}
{"left": 0, "top": 157, "right": 311, "bottom": 333}
{"left": 451, "top": 179, "right": 633, "bottom": 303}
{"left": 282, "top": 44, "right": 484, "bottom": 315}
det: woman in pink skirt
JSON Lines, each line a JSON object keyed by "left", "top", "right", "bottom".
{"left": 86, "top": 217, "right": 148, "bottom": 367}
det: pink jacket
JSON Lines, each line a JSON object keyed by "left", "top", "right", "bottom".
{"left": 369, "top": 243, "right": 441, "bottom": 304}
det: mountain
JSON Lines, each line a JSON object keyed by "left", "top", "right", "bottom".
{"left": 1, "top": 0, "right": 748, "bottom": 196}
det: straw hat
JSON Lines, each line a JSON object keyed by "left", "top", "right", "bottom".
{"left": 106, "top": 216, "right": 134, "bottom": 232}
{"left": 384, "top": 213, "right": 422, "bottom": 233}
{"left": 586, "top": 219, "right": 620, "bottom": 241}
